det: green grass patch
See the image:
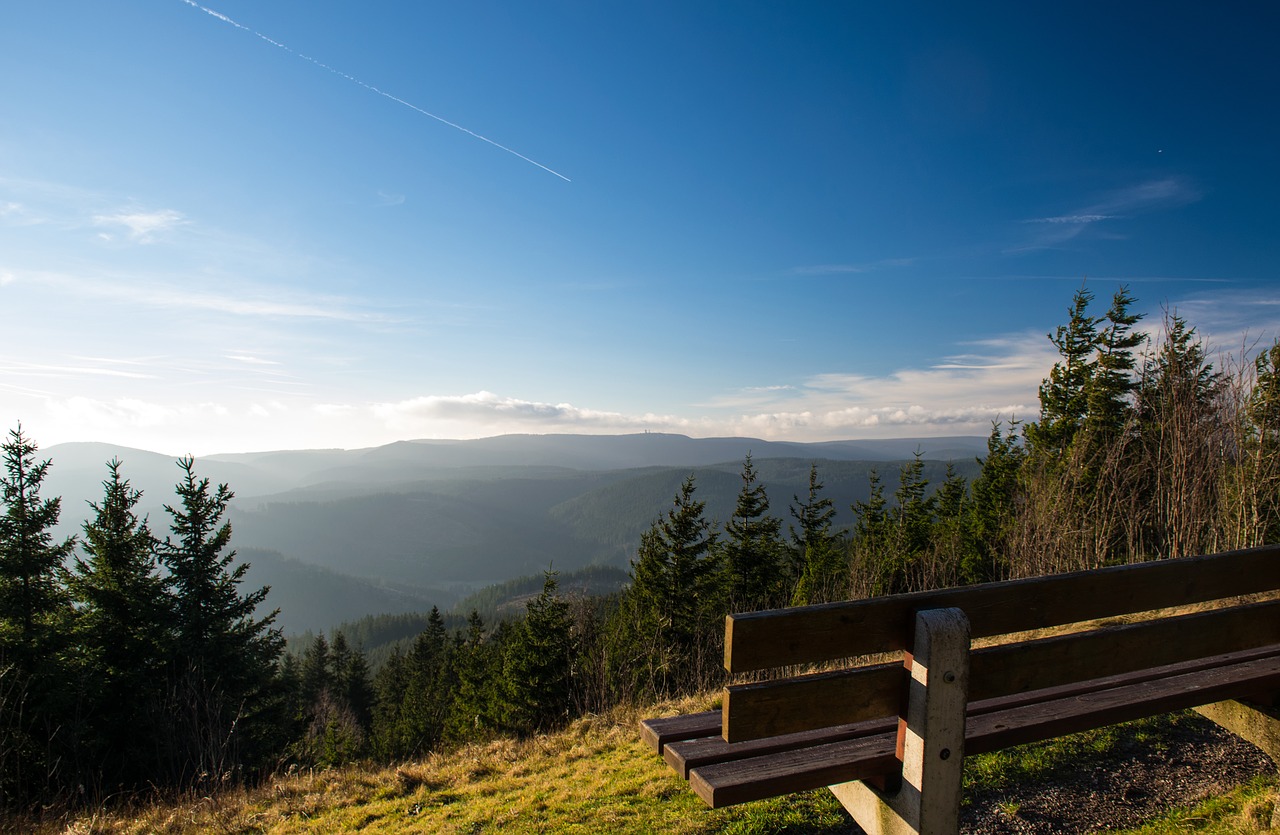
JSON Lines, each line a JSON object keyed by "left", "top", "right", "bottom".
{"left": 1114, "top": 774, "right": 1278, "bottom": 834}
{"left": 962, "top": 712, "right": 1181, "bottom": 798}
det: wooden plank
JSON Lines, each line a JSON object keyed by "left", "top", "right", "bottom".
{"left": 678, "top": 646, "right": 1280, "bottom": 776}
{"left": 969, "top": 599, "right": 1280, "bottom": 699}
{"left": 666, "top": 717, "right": 896, "bottom": 778}
{"left": 724, "top": 602, "right": 1280, "bottom": 741}
{"left": 964, "top": 652, "right": 1280, "bottom": 754}
{"left": 726, "top": 545, "right": 1280, "bottom": 673}
{"left": 723, "top": 662, "right": 904, "bottom": 742}
{"left": 639, "top": 711, "right": 720, "bottom": 753}
{"left": 691, "top": 650, "right": 1280, "bottom": 808}
{"left": 690, "top": 731, "right": 900, "bottom": 808}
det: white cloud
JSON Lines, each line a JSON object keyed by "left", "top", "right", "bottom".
{"left": 93, "top": 209, "right": 186, "bottom": 243}
{"left": 363, "top": 333, "right": 1052, "bottom": 443}
{"left": 372, "top": 391, "right": 664, "bottom": 431}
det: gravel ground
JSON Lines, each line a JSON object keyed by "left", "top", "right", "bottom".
{"left": 959, "top": 713, "right": 1276, "bottom": 833}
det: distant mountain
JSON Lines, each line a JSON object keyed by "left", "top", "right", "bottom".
{"left": 233, "top": 547, "right": 455, "bottom": 635}
{"left": 41, "top": 433, "right": 988, "bottom": 631}
{"left": 201, "top": 433, "right": 988, "bottom": 485}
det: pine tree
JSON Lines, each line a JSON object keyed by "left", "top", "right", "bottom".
{"left": 158, "top": 456, "right": 283, "bottom": 785}
{"left": 331, "top": 632, "right": 375, "bottom": 733}
{"left": 850, "top": 469, "right": 890, "bottom": 597}
{"left": 0, "top": 426, "right": 75, "bottom": 671}
{"left": 299, "top": 632, "right": 331, "bottom": 707}
{"left": 721, "top": 454, "right": 783, "bottom": 610}
{"left": 497, "top": 571, "right": 574, "bottom": 735}
{"left": 615, "top": 475, "right": 722, "bottom": 698}
{"left": 929, "top": 462, "right": 975, "bottom": 588}
{"left": 372, "top": 646, "right": 410, "bottom": 757}
{"left": 445, "top": 610, "right": 499, "bottom": 743}
{"left": 379, "top": 606, "right": 454, "bottom": 758}
{"left": 789, "top": 463, "right": 844, "bottom": 605}
{"left": 1026, "top": 285, "right": 1100, "bottom": 456}
{"left": 966, "top": 422, "right": 1025, "bottom": 583}
{"left": 0, "top": 426, "right": 76, "bottom": 807}
{"left": 1084, "top": 286, "right": 1145, "bottom": 439}
{"left": 67, "top": 459, "right": 169, "bottom": 788}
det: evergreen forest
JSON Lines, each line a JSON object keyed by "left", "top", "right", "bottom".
{"left": 5, "top": 285, "right": 1280, "bottom": 814}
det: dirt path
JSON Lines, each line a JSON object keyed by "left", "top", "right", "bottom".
{"left": 959, "top": 713, "right": 1275, "bottom": 833}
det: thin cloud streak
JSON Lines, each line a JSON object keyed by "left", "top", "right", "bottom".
{"left": 1010, "top": 177, "right": 1201, "bottom": 253}
{"left": 26, "top": 266, "right": 391, "bottom": 323}
{"left": 788, "top": 257, "right": 916, "bottom": 277}
{"left": 179, "top": 0, "right": 571, "bottom": 182}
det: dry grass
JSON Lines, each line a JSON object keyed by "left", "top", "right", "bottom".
{"left": 30, "top": 695, "right": 840, "bottom": 835}
{"left": 25, "top": 685, "right": 1279, "bottom": 834}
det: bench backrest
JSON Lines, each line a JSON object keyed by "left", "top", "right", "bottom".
{"left": 723, "top": 545, "right": 1280, "bottom": 742}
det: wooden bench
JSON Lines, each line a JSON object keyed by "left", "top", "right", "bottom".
{"left": 641, "top": 546, "right": 1280, "bottom": 833}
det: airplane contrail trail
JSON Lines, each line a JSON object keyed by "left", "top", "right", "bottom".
{"left": 179, "top": 0, "right": 571, "bottom": 182}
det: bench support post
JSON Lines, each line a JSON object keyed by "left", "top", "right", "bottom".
{"left": 1195, "top": 698, "right": 1280, "bottom": 764}
{"left": 830, "top": 607, "right": 971, "bottom": 834}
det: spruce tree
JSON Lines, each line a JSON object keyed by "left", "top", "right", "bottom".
{"left": 382, "top": 606, "right": 453, "bottom": 757}
{"left": 1026, "top": 285, "right": 1100, "bottom": 456}
{"left": 0, "top": 426, "right": 75, "bottom": 671}
{"left": 1084, "top": 286, "right": 1145, "bottom": 438}
{"left": 789, "top": 463, "right": 844, "bottom": 605}
{"left": 0, "top": 426, "right": 76, "bottom": 807}
{"left": 966, "top": 421, "right": 1025, "bottom": 583}
{"left": 445, "top": 611, "right": 499, "bottom": 743}
{"left": 498, "top": 571, "right": 574, "bottom": 735}
{"left": 67, "top": 459, "right": 169, "bottom": 788}
{"left": 850, "top": 469, "right": 890, "bottom": 596}
{"left": 929, "top": 462, "right": 975, "bottom": 588}
{"left": 158, "top": 456, "right": 283, "bottom": 784}
{"left": 616, "top": 475, "right": 721, "bottom": 697}
{"left": 721, "top": 454, "right": 783, "bottom": 609}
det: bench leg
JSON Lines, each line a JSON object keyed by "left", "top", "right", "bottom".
{"left": 830, "top": 607, "right": 971, "bottom": 835}
{"left": 1195, "top": 698, "right": 1280, "bottom": 765}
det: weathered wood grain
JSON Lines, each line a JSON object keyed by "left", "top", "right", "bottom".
{"left": 639, "top": 711, "right": 720, "bottom": 753}
{"left": 726, "top": 545, "right": 1280, "bottom": 673}
{"left": 666, "top": 716, "right": 896, "bottom": 778}
{"left": 723, "top": 661, "right": 904, "bottom": 742}
{"left": 654, "top": 646, "right": 1280, "bottom": 776}
{"left": 690, "top": 650, "right": 1280, "bottom": 808}
{"left": 724, "top": 601, "right": 1280, "bottom": 741}
{"left": 690, "top": 731, "right": 900, "bottom": 808}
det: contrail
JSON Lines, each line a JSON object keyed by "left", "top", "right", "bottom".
{"left": 179, "top": 0, "right": 570, "bottom": 182}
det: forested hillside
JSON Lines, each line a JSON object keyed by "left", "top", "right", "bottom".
{"left": 4, "top": 285, "right": 1280, "bottom": 819}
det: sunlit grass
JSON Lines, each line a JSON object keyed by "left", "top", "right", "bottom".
{"left": 35, "top": 705, "right": 1275, "bottom": 834}
{"left": 1113, "top": 775, "right": 1278, "bottom": 834}
{"left": 38, "top": 696, "right": 856, "bottom": 835}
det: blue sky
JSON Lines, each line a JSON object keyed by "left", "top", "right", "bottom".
{"left": 2, "top": 2, "right": 1278, "bottom": 455}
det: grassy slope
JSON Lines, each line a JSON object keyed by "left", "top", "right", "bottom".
{"left": 40, "top": 702, "right": 1279, "bottom": 835}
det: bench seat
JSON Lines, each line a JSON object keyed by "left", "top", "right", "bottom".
{"left": 647, "top": 643, "right": 1280, "bottom": 808}
{"left": 642, "top": 547, "right": 1280, "bottom": 831}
